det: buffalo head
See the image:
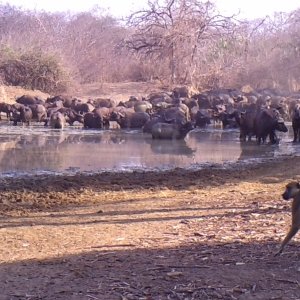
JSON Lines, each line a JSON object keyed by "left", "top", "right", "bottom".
{"left": 275, "top": 118, "right": 288, "bottom": 133}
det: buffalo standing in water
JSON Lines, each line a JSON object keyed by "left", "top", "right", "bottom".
{"left": 254, "top": 108, "right": 288, "bottom": 144}
{"left": 151, "top": 122, "right": 194, "bottom": 140}
{"left": 49, "top": 111, "right": 66, "bottom": 129}
{"left": 11, "top": 105, "right": 33, "bottom": 126}
{"left": 292, "top": 104, "right": 300, "bottom": 142}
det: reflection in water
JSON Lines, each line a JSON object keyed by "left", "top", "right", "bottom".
{"left": 0, "top": 124, "right": 296, "bottom": 176}
{"left": 146, "top": 139, "right": 195, "bottom": 156}
{"left": 238, "top": 141, "right": 276, "bottom": 161}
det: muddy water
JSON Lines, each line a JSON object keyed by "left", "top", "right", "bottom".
{"left": 0, "top": 123, "right": 297, "bottom": 176}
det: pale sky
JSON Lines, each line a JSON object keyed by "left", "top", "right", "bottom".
{"left": 1, "top": 0, "right": 300, "bottom": 19}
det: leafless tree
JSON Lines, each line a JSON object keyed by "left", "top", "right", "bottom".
{"left": 125, "top": 0, "right": 238, "bottom": 87}
{"left": 0, "top": 3, "right": 300, "bottom": 92}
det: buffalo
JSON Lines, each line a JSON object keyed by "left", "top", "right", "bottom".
{"left": 292, "top": 104, "right": 300, "bottom": 142}
{"left": 11, "top": 105, "right": 33, "bottom": 126}
{"left": 111, "top": 109, "right": 150, "bottom": 129}
{"left": 28, "top": 104, "right": 47, "bottom": 123}
{"left": 236, "top": 110, "right": 257, "bottom": 141}
{"left": 83, "top": 111, "right": 103, "bottom": 129}
{"left": 16, "top": 95, "right": 44, "bottom": 106}
{"left": 151, "top": 122, "right": 194, "bottom": 140}
{"left": 49, "top": 111, "right": 66, "bottom": 129}
{"left": 192, "top": 109, "right": 212, "bottom": 128}
{"left": 0, "top": 102, "right": 12, "bottom": 119}
{"left": 254, "top": 108, "right": 288, "bottom": 144}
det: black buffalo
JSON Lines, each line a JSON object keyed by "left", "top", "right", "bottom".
{"left": 254, "top": 108, "right": 288, "bottom": 144}
{"left": 151, "top": 122, "right": 194, "bottom": 140}
{"left": 235, "top": 110, "right": 257, "bottom": 141}
{"left": 292, "top": 104, "right": 300, "bottom": 142}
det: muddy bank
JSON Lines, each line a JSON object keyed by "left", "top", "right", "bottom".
{"left": 0, "top": 155, "right": 299, "bottom": 215}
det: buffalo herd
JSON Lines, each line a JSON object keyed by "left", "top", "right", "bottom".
{"left": 0, "top": 86, "right": 299, "bottom": 143}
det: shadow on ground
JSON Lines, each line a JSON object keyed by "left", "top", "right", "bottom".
{"left": 0, "top": 204, "right": 287, "bottom": 230}
{"left": 0, "top": 241, "right": 300, "bottom": 300}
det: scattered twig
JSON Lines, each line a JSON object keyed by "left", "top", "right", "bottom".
{"left": 276, "top": 278, "right": 300, "bottom": 285}
{"left": 86, "top": 295, "right": 100, "bottom": 300}
{"left": 156, "top": 264, "right": 210, "bottom": 269}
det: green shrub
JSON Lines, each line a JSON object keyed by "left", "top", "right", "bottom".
{"left": 0, "top": 47, "right": 70, "bottom": 93}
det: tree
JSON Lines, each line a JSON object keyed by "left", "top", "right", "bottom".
{"left": 125, "top": 0, "right": 236, "bottom": 87}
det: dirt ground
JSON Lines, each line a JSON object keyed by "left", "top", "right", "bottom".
{"left": 0, "top": 155, "right": 300, "bottom": 300}
{"left": 0, "top": 81, "right": 169, "bottom": 104}
{"left": 0, "top": 82, "right": 300, "bottom": 299}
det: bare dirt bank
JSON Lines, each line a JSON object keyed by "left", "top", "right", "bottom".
{"left": 0, "top": 156, "right": 300, "bottom": 299}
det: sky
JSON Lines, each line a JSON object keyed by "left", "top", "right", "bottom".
{"left": 1, "top": 0, "right": 300, "bottom": 20}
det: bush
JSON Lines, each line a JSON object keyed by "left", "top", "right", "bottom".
{"left": 0, "top": 47, "right": 71, "bottom": 93}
